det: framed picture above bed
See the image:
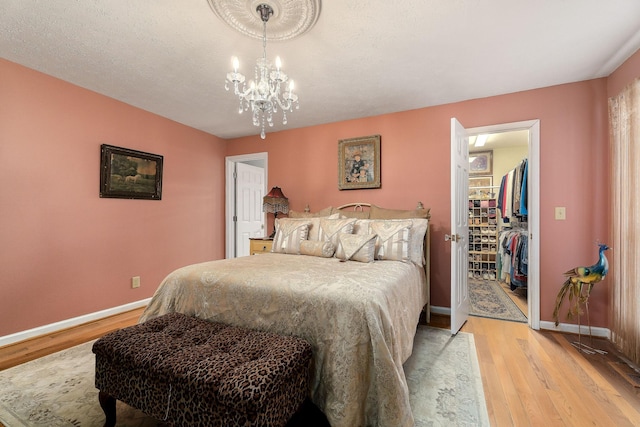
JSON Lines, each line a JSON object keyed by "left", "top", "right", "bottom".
{"left": 99, "top": 144, "right": 163, "bottom": 200}
{"left": 338, "top": 134, "right": 381, "bottom": 190}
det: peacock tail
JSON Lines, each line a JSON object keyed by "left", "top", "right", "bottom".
{"left": 553, "top": 278, "right": 572, "bottom": 326}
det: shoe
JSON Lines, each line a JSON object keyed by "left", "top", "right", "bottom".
{"left": 489, "top": 272, "right": 496, "bottom": 280}
{"left": 474, "top": 271, "right": 481, "bottom": 279}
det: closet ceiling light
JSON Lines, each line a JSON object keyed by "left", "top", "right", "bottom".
{"left": 475, "top": 134, "right": 488, "bottom": 147}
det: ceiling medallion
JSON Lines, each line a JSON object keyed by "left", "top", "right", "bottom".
{"left": 207, "top": 0, "right": 321, "bottom": 41}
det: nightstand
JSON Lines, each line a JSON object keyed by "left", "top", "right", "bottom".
{"left": 249, "top": 238, "right": 273, "bottom": 255}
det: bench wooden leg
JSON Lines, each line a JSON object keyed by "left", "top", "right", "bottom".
{"left": 98, "top": 391, "right": 116, "bottom": 427}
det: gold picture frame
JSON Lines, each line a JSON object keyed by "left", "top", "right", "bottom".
{"left": 338, "top": 135, "right": 381, "bottom": 190}
{"left": 469, "top": 150, "right": 493, "bottom": 176}
{"left": 469, "top": 176, "right": 494, "bottom": 198}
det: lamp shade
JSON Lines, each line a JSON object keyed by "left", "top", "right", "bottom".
{"left": 263, "top": 186, "right": 289, "bottom": 214}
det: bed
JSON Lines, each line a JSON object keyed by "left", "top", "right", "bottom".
{"left": 140, "top": 203, "right": 431, "bottom": 427}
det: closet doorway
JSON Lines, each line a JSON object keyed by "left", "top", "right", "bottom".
{"left": 465, "top": 121, "right": 540, "bottom": 329}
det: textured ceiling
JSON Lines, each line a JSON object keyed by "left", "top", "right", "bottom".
{"left": 2, "top": 1, "right": 640, "bottom": 140}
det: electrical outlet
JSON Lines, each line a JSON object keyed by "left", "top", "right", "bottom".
{"left": 555, "top": 207, "right": 566, "bottom": 220}
{"left": 131, "top": 276, "right": 141, "bottom": 289}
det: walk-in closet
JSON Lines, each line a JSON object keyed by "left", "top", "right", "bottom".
{"left": 468, "top": 131, "right": 529, "bottom": 322}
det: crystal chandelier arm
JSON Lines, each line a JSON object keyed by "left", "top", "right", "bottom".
{"left": 275, "top": 81, "right": 298, "bottom": 112}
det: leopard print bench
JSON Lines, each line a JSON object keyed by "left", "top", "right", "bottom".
{"left": 92, "top": 312, "right": 312, "bottom": 427}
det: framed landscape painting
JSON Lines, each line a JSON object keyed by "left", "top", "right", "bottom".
{"left": 338, "top": 135, "right": 381, "bottom": 190}
{"left": 99, "top": 144, "right": 163, "bottom": 200}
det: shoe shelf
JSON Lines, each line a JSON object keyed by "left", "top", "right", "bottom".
{"left": 468, "top": 197, "right": 498, "bottom": 280}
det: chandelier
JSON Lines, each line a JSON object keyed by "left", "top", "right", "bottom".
{"left": 225, "top": 4, "right": 299, "bottom": 139}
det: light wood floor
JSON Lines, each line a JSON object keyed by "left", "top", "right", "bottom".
{"left": 1, "top": 308, "right": 639, "bottom": 426}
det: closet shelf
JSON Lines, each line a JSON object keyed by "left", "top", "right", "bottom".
{"left": 468, "top": 197, "right": 498, "bottom": 280}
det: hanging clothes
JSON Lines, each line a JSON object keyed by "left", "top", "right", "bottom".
{"left": 497, "top": 158, "right": 528, "bottom": 221}
{"left": 520, "top": 159, "right": 529, "bottom": 216}
{"left": 497, "top": 228, "right": 528, "bottom": 289}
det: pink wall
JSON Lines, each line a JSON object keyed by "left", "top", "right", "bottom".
{"left": 0, "top": 59, "right": 227, "bottom": 336}
{"left": 608, "top": 49, "right": 640, "bottom": 96}
{"left": 2, "top": 45, "right": 638, "bottom": 337}
{"left": 226, "top": 79, "right": 613, "bottom": 326}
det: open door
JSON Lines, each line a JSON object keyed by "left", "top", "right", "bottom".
{"left": 450, "top": 118, "right": 470, "bottom": 334}
{"left": 235, "top": 162, "right": 266, "bottom": 257}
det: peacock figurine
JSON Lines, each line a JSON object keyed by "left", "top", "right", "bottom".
{"left": 553, "top": 243, "right": 609, "bottom": 350}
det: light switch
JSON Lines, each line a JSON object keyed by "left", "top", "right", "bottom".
{"left": 555, "top": 207, "right": 566, "bottom": 220}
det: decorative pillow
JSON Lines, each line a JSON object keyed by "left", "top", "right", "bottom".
{"left": 272, "top": 218, "right": 311, "bottom": 254}
{"left": 300, "top": 240, "right": 336, "bottom": 258}
{"left": 409, "top": 218, "right": 429, "bottom": 266}
{"left": 319, "top": 218, "right": 357, "bottom": 248}
{"left": 352, "top": 219, "right": 372, "bottom": 235}
{"left": 335, "top": 233, "right": 377, "bottom": 263}
{"left": 285, "top": 213, "right": 341, "bottom": 241}
{"left": 289, "top": 207, "right": 333, "bottom": 218}
{"left": 369, "top": 204, "right": 430, "bottom": 219}
{"left": 369, "top": 219, "right": 412, "bottom": 262}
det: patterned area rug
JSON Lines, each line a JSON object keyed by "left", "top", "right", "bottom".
{"left": 0, "top": 327, "right": 488, "bottom": 427}
{"left": 469, "top": 279, "right": 527, "bottom": 323}
{"left": 406, "top": 326, "right": 489, "bottom": 426}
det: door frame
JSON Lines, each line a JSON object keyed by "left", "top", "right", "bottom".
{"left": 464, "top": 120, "right": 540, "bottom": 329}
{"left": 225, "top": 152, "right": 268, "bottom": 259}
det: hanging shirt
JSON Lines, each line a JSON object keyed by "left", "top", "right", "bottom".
{"left": 520, "top": 159, "right": 528, "bottom": 216}
{"left": 504, "top": 169, "right": 514, "bottom": 220}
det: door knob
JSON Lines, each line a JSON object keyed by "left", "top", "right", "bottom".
{"left": 445, "top": 234, "right": 460, "bottom": 242}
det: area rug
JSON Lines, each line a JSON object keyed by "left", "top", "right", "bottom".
{"left": 405, "top": 326, "right": 489, "bottom": 426}
{"left": 469, "top": 279, "right": 527, "bottom": 323}
{"left": 0, "top": 327, "right": 488, "bottom": 427}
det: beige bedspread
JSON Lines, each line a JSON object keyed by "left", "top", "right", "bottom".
{"left": 140, "top": 253, "right": 427, "bottom": 427}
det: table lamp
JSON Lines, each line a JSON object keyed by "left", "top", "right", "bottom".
{"left": 262, "top": 186, "right": 289, "bottom": 238}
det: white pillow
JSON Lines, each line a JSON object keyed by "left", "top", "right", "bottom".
{"left": 408, "top": 218, "right": 429, "bottom": 266}
{"left": 335, "top": 233, "right": 377, "bottom": 263}
{"left": 282, "top": 213, "right": 340, "bottom": 241}
{"left": 352, "top": 219, "right": 372, "bottom": 235}
{"left": 318, "top": 218, "right": 357, "bottom": 249}
{"left": 272, "top": 218, "right": 311, "bottom": 254}
{"left": 369, "top": 219, "right": 412, "bottom": 262}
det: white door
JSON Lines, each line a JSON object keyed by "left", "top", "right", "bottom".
{"left": 235, "top": 162, "right": 266, "bottom": 257}
{"left": 450, "top": 118, "right": 470, "bottom": 334}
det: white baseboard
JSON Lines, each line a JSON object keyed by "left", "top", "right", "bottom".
{"left": 539, "top": 320, "right": 611, "bottom": 339}
{"left": 430, "top": 305, "right": 451, "bottom": 316}
{"left": 0, "top": 298, "right": 151, "bottom": 348}
{"left": 429, "top": 307, "right": 610, "bottom": 339}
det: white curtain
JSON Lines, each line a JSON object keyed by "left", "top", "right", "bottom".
{"left": 609, "top": 77, "right": 640, "bottom": 366}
